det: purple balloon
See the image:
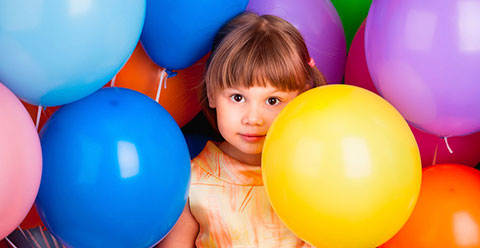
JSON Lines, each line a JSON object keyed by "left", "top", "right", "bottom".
{"left": 247, "top": 0, "right": 346, "bottom": 84}
{"left": 365, "top": 0, "right": 480, "bottom": 137}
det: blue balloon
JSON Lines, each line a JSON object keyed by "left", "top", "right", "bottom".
{"left": 37, "top": 87, "right": 190, "bottom": 248}
{"left": 0, "top": 1, "right": 146, "bottom": 106}
{"left": 141, "top": 0, "right": 248, "bottom": 70}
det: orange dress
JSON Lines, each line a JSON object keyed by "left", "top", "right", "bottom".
{"left": 189, "top": 141, "right": 313, "bottom": 248}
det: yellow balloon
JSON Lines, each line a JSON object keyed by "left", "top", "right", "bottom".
{"left": 262, "top": 85, "right": 421, "bottom": 248}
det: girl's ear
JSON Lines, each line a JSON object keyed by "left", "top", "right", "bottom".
{"left": 207, "top": 92, "right": 216, "bottom": 108}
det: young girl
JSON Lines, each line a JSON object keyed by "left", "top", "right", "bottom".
{"left": 158, "top": 12, "right": 327, "bottom": 248}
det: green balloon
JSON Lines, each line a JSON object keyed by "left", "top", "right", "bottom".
{"left": 331, "top": 0, "right": 372, "bottom": 50}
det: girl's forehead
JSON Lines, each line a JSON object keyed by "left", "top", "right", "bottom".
{"left": 227, "top": 79, "right": 283, "bottom": 90}
{"left": 228, "top": 83, "right": 275, "bottom": 90}
{"left": 220, "top": 84, "right": 298, "bottom": 94}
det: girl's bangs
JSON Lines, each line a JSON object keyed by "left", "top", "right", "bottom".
{"left": 218, "top": 47, "right": 308, "bottom": 91}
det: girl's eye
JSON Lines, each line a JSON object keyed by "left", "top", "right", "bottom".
{"left": 267, "top": 97, "right": 280, "bottom": 106}
{"left": 230, "top": 94, "right": 244, "bottom": 103}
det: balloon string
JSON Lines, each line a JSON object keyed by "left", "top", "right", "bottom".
{"left": 5, "top": 237, "right": 17, "bottom": 248}
{"left": 35, "top": 105, "right": 42, "bottom": 131}
{"left": 16, "top": 226, "right": 28, "bottom": 241}
{"left": 155, "top": 69, "right": 168, "bottom": 103}
{"left": 444, "top": 137, "right": 453, "bottom": 154}
{"left": 164, "top": 74, "right": 168, "bottom": 89}
{"left": 110, "top": 75, "right": 116, "bottom": 87}
{"left": 432, "top": 142, "right": 438, "bottom": 166}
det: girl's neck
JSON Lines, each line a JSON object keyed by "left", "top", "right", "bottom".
{"left": 218, "top": 141, "right": 262, "bottom": 166}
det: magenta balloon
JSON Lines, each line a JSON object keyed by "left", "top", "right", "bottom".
{"left": 365, "top": 0, "right": 480, "bottom": 137}
{"left": 344, "top": 20, "right": 379, "bottom": 94}
{"left": 247, "top": 0, "right": 346, "bottom": 83}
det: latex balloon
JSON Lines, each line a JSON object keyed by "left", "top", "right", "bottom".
{"left": 37, "top": 88, "right": 190, "bottom": 247}
{"left": 248, "top": 0, "right": 346, "bottom": 83}
{"left": 365, "top": 0, "right": 480, "bottom": 137}
{"left": 141, "top": 0, "right": 248, "bottom": 70}
{"left": 344, "top": 21, "right": 377, "bottom": 93}
{"left": 331, "top": 0, "right": 372, "bottom": 50}
{"left": 112, "top": 44, "right": 203, "bottom": 127}
{"left": 0, "top": 0, "right": 145, "bottom": 106}
{"left": 381, "top": 164, "right": 480, "bottom": 248}
{"left": 0, "top": 83, "right": 42, "bottom": 239}
{"left": 345, "top": 21, "right": 480, "bottom": 168}
{"left": 262, "top": 84, "right": 422, "bottom": 248}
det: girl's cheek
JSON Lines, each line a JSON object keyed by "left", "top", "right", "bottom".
{"left": 267, "top": 109, "right": 282, "bottom": 122}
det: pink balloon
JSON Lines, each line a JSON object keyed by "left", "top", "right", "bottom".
{"left": 0, "top": 83, "right": 42, "bottom": 239}
{"left": 345, "top": 22, "right": 480, "bottom": 168}
{"left": 365, "top": 0, "right": 480, "bottom": 137}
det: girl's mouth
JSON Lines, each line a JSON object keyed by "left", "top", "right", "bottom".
{"left": 240, "top": 134, "right": 266, "bottom": 142}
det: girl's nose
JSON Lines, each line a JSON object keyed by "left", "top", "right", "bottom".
{"left": 242, "top": 105, "right": 264, "bottom": 126}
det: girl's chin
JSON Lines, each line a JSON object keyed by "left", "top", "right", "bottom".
{"left": 221, "top": 140, "right": 263, "bottom": 157}
{"left": 237, "top": 146, "right": 263, "bottom": 156}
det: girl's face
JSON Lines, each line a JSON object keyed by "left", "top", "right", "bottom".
{"left": 209, "top": 85, "right": 299, "bottom": 165}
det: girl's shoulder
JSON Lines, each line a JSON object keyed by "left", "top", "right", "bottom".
{"left": 191, "top": 141, "right": 221, "bottom": 174}
{"left": 190, "top": 141, "right": 225, "bottom": 183}
{"left": 191, "top": 140, "right": 220, "bottom": 164}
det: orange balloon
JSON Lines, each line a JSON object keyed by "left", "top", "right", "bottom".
{"left": 381, "top": 164, "right": 480, "bottom": 248}
{"left": 113, "top": 43, "right": 204, "bottom": 128}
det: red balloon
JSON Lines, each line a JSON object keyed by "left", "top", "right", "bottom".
{"left": 345, "top": 21, "right": 480, "bottom": 167}
{"left": 381, "top": 164, "right": 480, "bottom": 248}
{"left": 19, "top": 205, "right": 44, "bottom": 229}
{"left": 0, "top": 239, "right": 8, "bottom": 248}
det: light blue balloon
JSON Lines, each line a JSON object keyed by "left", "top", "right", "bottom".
{"left": 0, "top": 0, "right": 146, "bottom": 106}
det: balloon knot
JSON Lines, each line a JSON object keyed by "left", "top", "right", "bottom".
{"left": 165, "top": 69, "right": 177, "bottom": 78}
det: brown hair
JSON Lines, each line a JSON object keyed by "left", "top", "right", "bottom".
{"left": 200, "top": 12, "right": 327, "bottom": 129}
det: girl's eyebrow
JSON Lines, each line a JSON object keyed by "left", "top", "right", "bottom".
{"left": 270, "top": 89, "right": 296, "bottom": 95}
{"left": 223, "top": 88, "right": 240, "bottom": 93}
{"left": 220, "top": 88, "right": 242, "bottom": 95}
